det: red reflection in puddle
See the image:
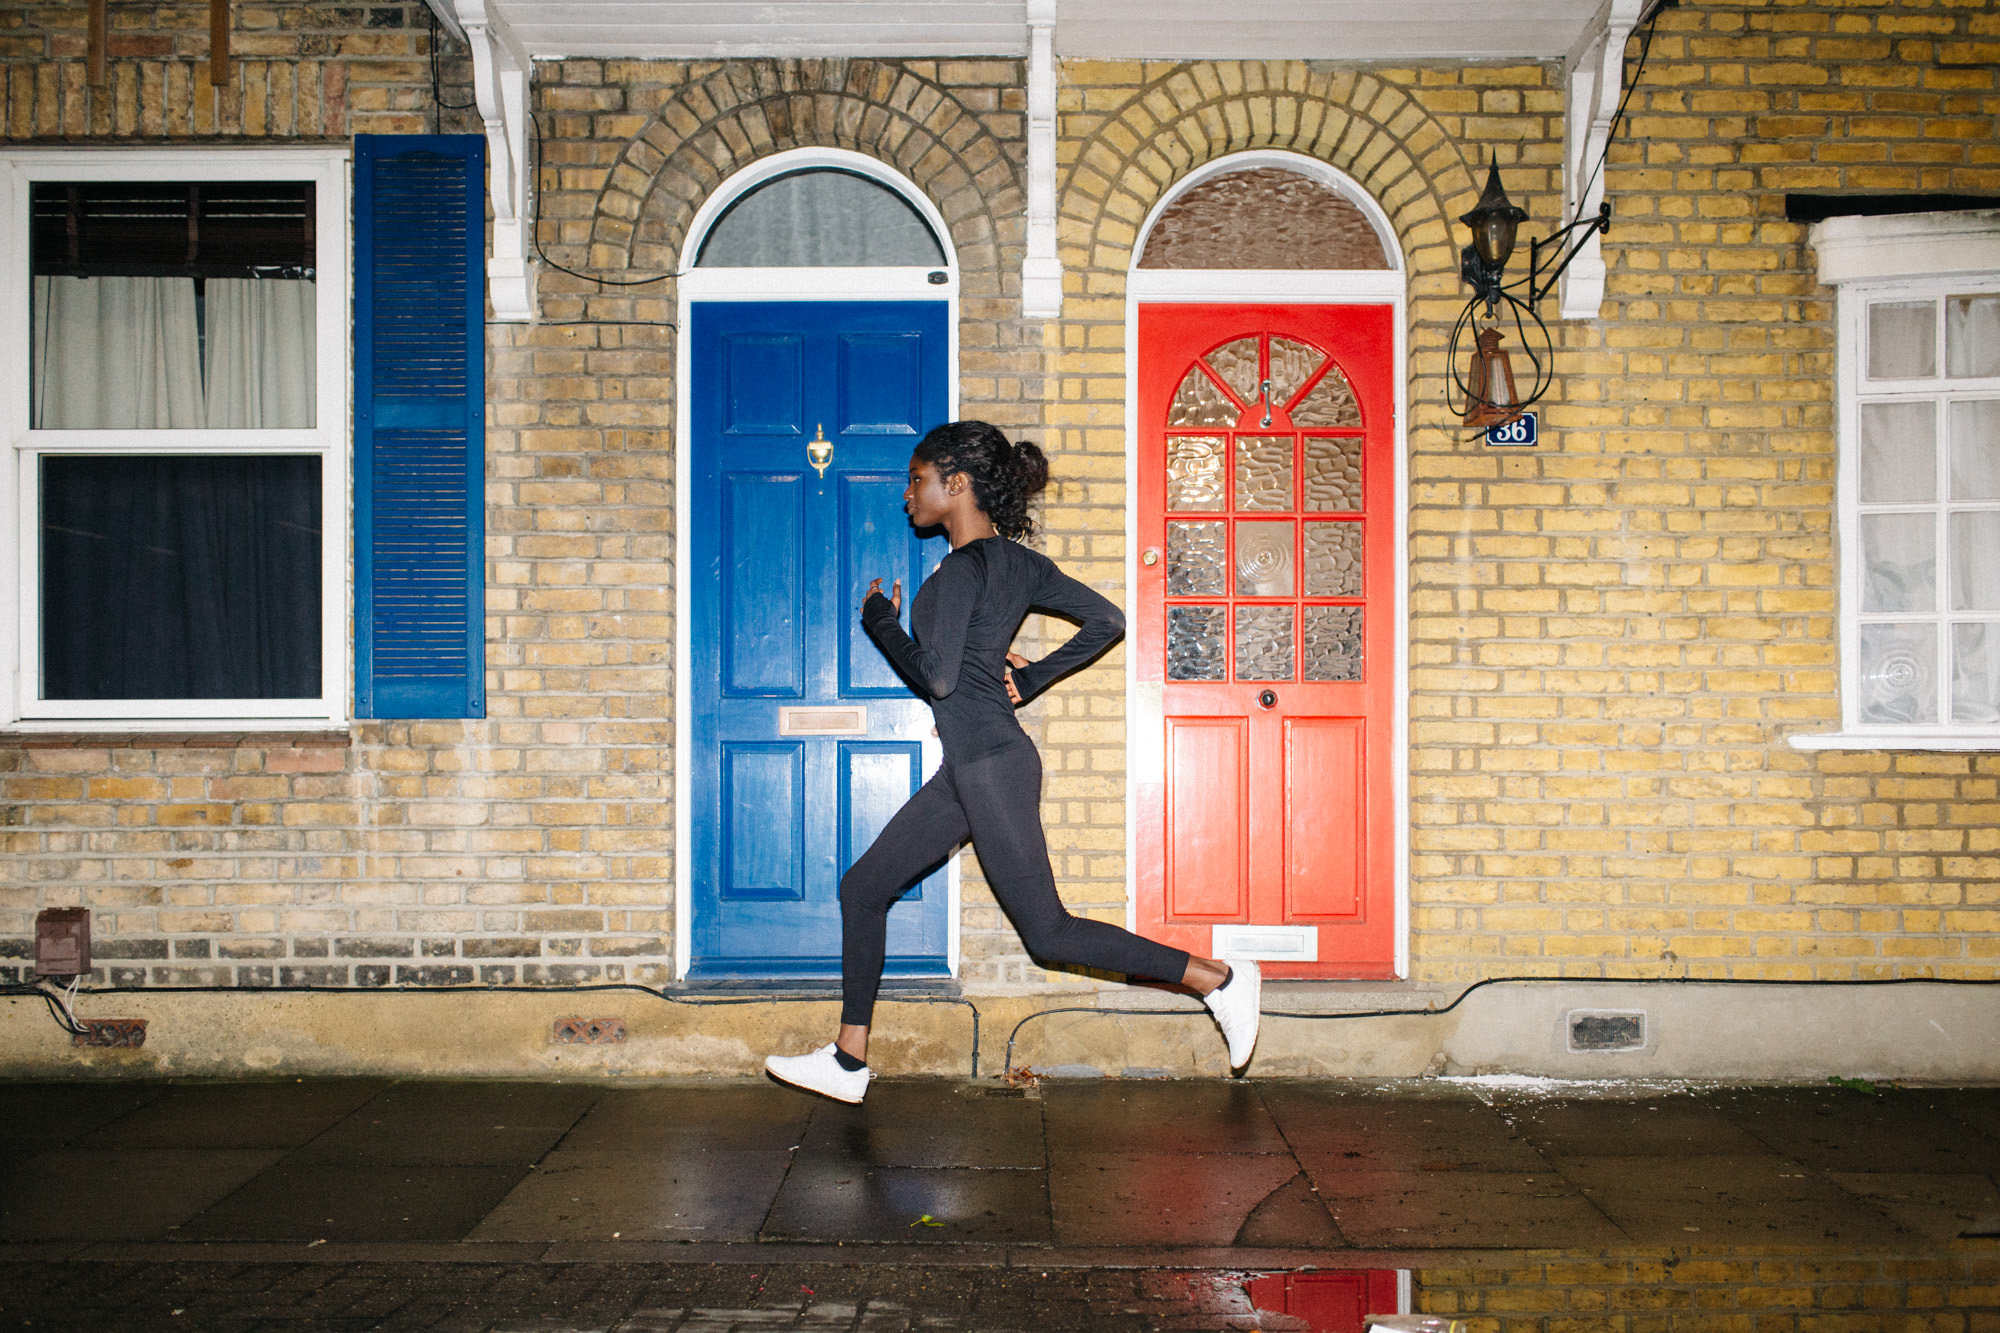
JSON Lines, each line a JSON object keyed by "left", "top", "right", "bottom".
{"left": 1244, "top": 1272, "right": 1401, "bottom": 1331}
{"left": 1155, "top": 1270, "right": 1405, "bottom": 1332}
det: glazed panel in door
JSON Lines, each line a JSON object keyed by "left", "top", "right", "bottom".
{"left": 689, "top": 301, "right": 950, "bottom": 979}
{"left": 1135, "top": 303, "right": 1397, "bottom": 978}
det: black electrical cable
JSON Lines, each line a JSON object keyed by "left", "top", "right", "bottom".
{"left": 427, "top": 7, "right": 478, "bottom": 130}
{"left": 1001, "top": 973, "right": 2000, "bottom": 1076}
{"left": 528, "top": 111, "right": 684, "bottom": 290}
{"left": 1, "top": 981, "right": 91, "bottom": 1036}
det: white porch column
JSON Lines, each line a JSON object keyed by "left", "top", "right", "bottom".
{"left": 1021, "top": 0, "right": 1062, "bottom": 320}
{"left": 1558, "top": 0, "right": 1642, "bottom": 320}
{"left": 452, "top": 0, "right": 535, "bottom": 321}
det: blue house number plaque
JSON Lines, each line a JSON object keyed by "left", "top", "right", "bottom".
{"left": 1485, "top": 412, "right": 1538, "bottom": 447}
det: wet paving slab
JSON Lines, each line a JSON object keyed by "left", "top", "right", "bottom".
{"left": 1, "top": 1076, "right": 1997, "bottom": 1328}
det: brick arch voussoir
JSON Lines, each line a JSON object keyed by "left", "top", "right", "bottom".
{"left": 586, "top": 61, "right": 1020, "bottom": 278}
{"left": 1060, "top": 66, "right": 1473, "bottom": 283}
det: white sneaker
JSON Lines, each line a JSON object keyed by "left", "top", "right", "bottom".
{"left": 1203, "top": 960, "right": 1262, "bottom": 1070}
{"left": 765, "top": 1042, "right": 872, "bottom": 1103}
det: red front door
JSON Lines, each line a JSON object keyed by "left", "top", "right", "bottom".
{"left": 1134, "top": 303, "right": 1397, "bottom": 979}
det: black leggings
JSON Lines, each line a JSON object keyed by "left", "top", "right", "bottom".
{"left": 840, "top": 744, "right": 1193, "bottom": 1027}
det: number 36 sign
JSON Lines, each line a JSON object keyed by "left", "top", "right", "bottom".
{"left": 1484, "top": 412, "right": 1539, "bottom": 447}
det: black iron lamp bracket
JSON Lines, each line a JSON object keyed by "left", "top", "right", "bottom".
{"left": 1462, "top": 200, "right": 1612, "bottom": 318}
{"left": 1525, "top": 200, "right": 1613, "bottom": 310}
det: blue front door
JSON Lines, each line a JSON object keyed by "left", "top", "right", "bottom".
{"left": 688, "top": 301, "right": 951, "bottom": 979}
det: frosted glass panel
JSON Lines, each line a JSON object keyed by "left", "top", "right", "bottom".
{"left": 1166, "top": 435, "right": 1226, "bottom": 510}
{"left": 697, "top": 169, "right": 945, "bottom": 267}
{"left": 1861, "top": 512, "right": 1936, "bottom": 612}
{"left": 1953, "top": 623, "right": 2000, "bottom": 724}
{"left": 1235, "top": 520, "right": 1294, "bottom": 596}
{"left": 1859, "top": 622, "right": 1937, "bottom": 725}
{"left": 1235, "top": 606, "right": 1294, "bottom": 681}
{"left": 1868, "top": 301, "right": 1936, "bottom": 380}
{"left": 1290, "top": 363, "right": 1361, "bottom": 427}
{"left": 1235, "top": 435, "right": 1293, "bottom": 511}
{"left": 1168, "top": 369, "right": 1239, "bottom": 427}
{"left": 1304, "top": 606, "right": 1363, "bottom": 681}
{"left": 1950, "top": 512, "right": 2000, "bottom": 610}
{"left": 1950, "top": 400, "right": 2000, "bottom": 500}
{"left": 1303, "top": 436, "right": 1363, "bottom": 511}
{"left": 1206, "top": 337, "right": 1263, "bottom": 404}
{"left": 1167, "top": 521, "right": 1226, "bottom": 596}
{"left": 1858, "top": 401, "right": 1936, "bottom": 503}
{"left": 1267, "top": 338, "right": 1324, "bottom": 408}
{"left": 1304, "top": 521, "right": 1363, "bottom": 596}
{"left": 1947, "top": 295, "right": 2000, "bottom": 379}
{"left": 1168, "top": 606, "right": 1226, "bottom": 681}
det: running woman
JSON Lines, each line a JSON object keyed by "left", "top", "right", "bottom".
{"left": 764, "top": 420, "right": 1260, "bottom": 1102}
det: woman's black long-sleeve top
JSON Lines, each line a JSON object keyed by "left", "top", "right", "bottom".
{"left": 861, "top": 536, "right": 1124, "bottom": 763}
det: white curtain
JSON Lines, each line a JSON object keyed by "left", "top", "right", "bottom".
{"left": 203, "top": 277, "right": 317, "bottom": 428}
{"left": 31, "top": 275, "right": 206, "bottom": 428}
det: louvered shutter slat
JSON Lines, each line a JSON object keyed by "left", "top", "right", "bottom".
{"left": 354, "top": 135, "right": 485, "bottom": 718}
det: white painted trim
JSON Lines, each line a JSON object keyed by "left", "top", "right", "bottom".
{"left": 1123, "top": 156, "right": 1411, "bottom": 981}
{"left": 1129, "top": 151, "right": 1406, "bottom": 279}
{"left": 1811, "top": 210, "right": 2000, "bottom": 286}
{"left": 1790, "top": 731, "right": 2000, "bottom": 752}
{"left": 0, "top": 146, "right": 352, "bottom": 733}
{"left": 675, "top": 150, "right": 961, "bottom": 984}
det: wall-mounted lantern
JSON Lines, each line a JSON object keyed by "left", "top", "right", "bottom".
{"left": 1448, "top": 162, "right": 1611, "bottom": 430}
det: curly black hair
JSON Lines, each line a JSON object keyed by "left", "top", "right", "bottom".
{"left": 913, "top": 420, "right": 1050, "bottom": 541}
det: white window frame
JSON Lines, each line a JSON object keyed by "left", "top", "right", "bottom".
{"left": 1797, "top": 209, "right": 2000, "bottom": 751}
{"left": 0, "top": 147, "right": 350, "bottom": 732}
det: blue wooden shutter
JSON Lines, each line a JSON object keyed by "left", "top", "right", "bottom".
{"left": 354, "top": 134, "right": 485, "bottom": 719}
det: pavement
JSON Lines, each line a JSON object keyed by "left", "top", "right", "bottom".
{"left": 1, "top": 1075, "right": 1998, "bottom": 1330}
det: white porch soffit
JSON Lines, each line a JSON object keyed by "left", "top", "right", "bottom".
{"left": 432, "top": 0, "right": 1627, "bottom": 320}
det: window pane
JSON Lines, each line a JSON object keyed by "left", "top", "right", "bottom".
{"left": 1167, "top": 520, "right": 1226, "bottom": 595}
{"left": 1137, "top": 167, "right": 1390, "bottom": 271}
{"left": 1168, "top": 370, "right": 1238, "bottom": 427}
{"left": 30, "top": 181, "right": 318, "bottom": 430}
{"left": 1946, "top": 295, "right": 2000, "bottom": 379}
{"left": 1166, "top": 434, "right": 1226, "bottom": 509}
{"left": 1167, "top": 606, "right": 1226, "bottom": 680}
{"left": 1303, "top": 521, "right": 1363, "bottom": 596}
{"left": 1858, "top": 622, "right": 1937, "bottom": 725}
{"left": 1949, "top": 400, "right": 2000, "bottom": 500}
{"left": 1952, "top": 623, "right": 2000, "bottom": 724}
{"left": 1234, "top": 435, "right": 1293, "bottom": 511}
{"left": 1235, "top": 606, "right": 1294, "bottom": 681}
{"left": 1868, "top": 300, "right": 1936, "bottom": 380}
{"left": 1950, "top": 512, "right": 2000, "bottom": 611}
{"left": 1860, "top": 512, "right": 1936, "bottom": 612}
{"left": 41, "top": 455, "right": 321, "bottom": 699}
{"left": 1858, "top": 400, "right": 1936, "bottom": 502}
{"left": 1303, "top": 605, "right": 1363, "bottom": 682}
{"left": 696, "top": 169, "right": 944, "bottom": 267}
{"left": 1303, "top": 436, "right": 1363, "bottom": 510}
{"left": 1235, "top": 520, "right": 1294, "bottom": 596}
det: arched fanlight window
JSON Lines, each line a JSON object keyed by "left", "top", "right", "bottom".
{"left": 1138, "top": 168, "right": 1390, "bottom": 271}
{"left": 695, "top": 168, "right": 946, "bottom": 268}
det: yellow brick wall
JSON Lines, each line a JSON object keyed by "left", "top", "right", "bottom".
{"left": 3, "top": 0, "right": 1999, "bottom": 998}
{"left": 1054, "top": 0, "right": 1999, "bottom": 985}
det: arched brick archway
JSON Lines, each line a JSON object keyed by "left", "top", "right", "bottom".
{"left": 583, "top": 59, "right": 1025, "bottom": 298}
